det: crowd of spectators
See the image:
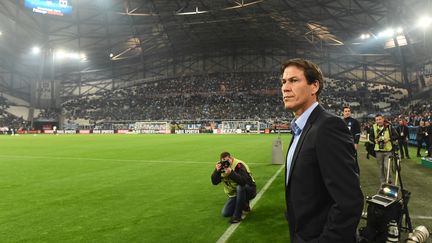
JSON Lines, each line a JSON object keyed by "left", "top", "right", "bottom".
{"left": 61, "top": 73, "right": 417, "bottom": 124}
{"left": 36, "top": 108, "right": 60, "bottom": 121}
{"left": 385, "top": 101, "right": 432, "bottom": 126}
{"left": 61, "top": 73, "right": 285, "bottom": 123}
{"left": 0, "top": 94, "right": 27, "bottom": 131}
{"left": 0, "top": 93, "right": 27, "bottom": 130}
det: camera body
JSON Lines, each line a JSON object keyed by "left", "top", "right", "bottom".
{"left": 378, "top": 137, "right": 385, "bottom": 150}
{"left": 219, "top": 160, "right": 231, "bottom": 173}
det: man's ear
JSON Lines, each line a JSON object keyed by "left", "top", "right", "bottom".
{"left": 311, "top": 80, "right": 319, "bottom": 95}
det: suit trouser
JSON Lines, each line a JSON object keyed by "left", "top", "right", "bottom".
{"left": 398, "top": 140, "right": 409, "bottom": 158}
{"left": 429, "top": 138, "right": 432, "bottom": 156}
{"left": 375, "top": 151, "right": 392, "bottom": 183}
{"left": 417, "top": 138, "right": 430, "bottom": 156}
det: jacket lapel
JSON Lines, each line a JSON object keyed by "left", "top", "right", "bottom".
{"left": 287, "top": 105, "right": 324, "bottom": 185}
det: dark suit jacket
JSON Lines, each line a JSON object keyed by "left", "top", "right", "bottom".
{"left": 397, "top": 125, "right": 409, "bottom": 141}
{"left": 285, "top": 105, "right": 364, "bottom": 243}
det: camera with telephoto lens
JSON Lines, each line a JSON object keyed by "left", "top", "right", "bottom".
{"left": 378, "top": 136, "right": 385, "bottom": 149}
{"left": 406, "top": 225, "right": 430, "bottom": 243}
{"left": 219, "top": 160, "right": 230, "bottom": 173}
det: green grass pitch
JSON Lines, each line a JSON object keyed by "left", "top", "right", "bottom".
{"left": 0, "top": 134, "right": 431, "bottom": 242}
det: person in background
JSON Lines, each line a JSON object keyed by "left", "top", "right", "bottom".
{"left": 416, "top": 121, "right": 428, "bottom": 157}
{"left": 426, "top": 121, "right": 432, "bottom": 157}
{"left": 397, "top": 117, "right": 410, "bottom": 159}
{"left": 369, "top": 114, "right": 398, "bottom": 183}
{"left": 342, "top": 106, "right": 361, "bottom": 160}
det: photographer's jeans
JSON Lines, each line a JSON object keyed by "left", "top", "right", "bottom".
{"left": 376, "top": 151, "right": 392, "bottom": 183}
{"left": 221, "top": 184, "right": 256, "bottom": 218}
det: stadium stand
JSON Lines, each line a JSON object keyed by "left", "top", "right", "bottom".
{"left": 58, "top": 73, "right": 416, "bottom": 124}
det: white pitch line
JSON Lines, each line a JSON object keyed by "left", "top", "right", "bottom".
{"left": 413, "top": 215, "right": 432, "bottom": 220}
{"left": 216, "top": 164, "right": 285, "bottom": 243}
{"left": 0, "top": 154, "right": 263, "bottom": 165}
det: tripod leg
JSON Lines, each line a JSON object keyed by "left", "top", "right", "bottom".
{"left": 394, "top": 158, "right": 399, "bottom": 186}
{"left": 394, "top": 154, "right": 413, "bottom": 232}
{"left": 386, "top": 156, "right": 392, "bottom": 184}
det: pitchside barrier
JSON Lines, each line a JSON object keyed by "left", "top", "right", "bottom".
{"left": 134, "top": 121, "right": 170, "bottom": 134}
{"left": 407, "top": 126, "right": 430, "bottom": 147}
{"left": 421, "top": 157, "right": 432, "bottom": 169}
{"left": 11, "top": 120, "right": 294, "bottom": 135}
{"left": 220, "top": 120, "right": 260, "bottom": 134}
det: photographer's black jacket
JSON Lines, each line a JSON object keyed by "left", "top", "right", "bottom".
{"left": 211, "top": 160, "right": 256, "bottom": 197}
{"left": 369, "top": 124, "right": 398, "bottom": 144}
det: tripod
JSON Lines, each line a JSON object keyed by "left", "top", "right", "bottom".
{"left": 387, "top": 149, "right": 413, "bottom": 232}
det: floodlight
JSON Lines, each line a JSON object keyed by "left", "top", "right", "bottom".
{"left": 417, "top": 16, "right": 432, "bottom": 29}
{"left": 378, "top": 28, "right": 395, "bottom": 38}
{"left": 396, "top": 27, "right": 403, "bottom": 34}
{"left": 32, "top": 46, "right": 41, "bottom": 55}
{"left": 360, "top": 33, "right": 371, "bottom": 39}
{"left": 54, "top": 50, "right": 66, "bottom": 59}
{"left": 80, "top": 53, "right": 87, "bottom": 61}
{"left": 109, "top": 53, "right": 114, "bottom": 58}
{"left": 68, "top": 52, "right": 79, "bottom": 59}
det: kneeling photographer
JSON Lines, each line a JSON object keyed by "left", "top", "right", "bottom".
{"left": 211, "top": 152, "right": 256, "bottom": 224}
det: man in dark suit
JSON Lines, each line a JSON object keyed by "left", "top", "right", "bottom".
{"left": 342, "top": 106, "right": 361, "bottom": 161}
{"left": 281, "top": 58, "right": 364, "bottom": 243}
{"left": 416, "top": 120, "right": 428, "bottom": 157}
{"left": 397, "top": 117, "right": 410, "bottom": 159}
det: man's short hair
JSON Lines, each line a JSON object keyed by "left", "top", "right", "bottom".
{"left": 375, "top": 114, "right": 383, "bottom": 118}
{"left": 280, "top": 58, "right": 324, "bottom": 98}
{"left": 220, "top": 152, "right": 231, "bottom": 159}
{"left": 343, "top": 106, "right": 351, "bottom": 111}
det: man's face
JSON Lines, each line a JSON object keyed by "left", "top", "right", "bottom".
{"left": 343, "top": 108, "right": 351, "bottom": 118}
{"left": 281, "top": 65, "right": 319, "bottom": 117}
{"left": 375, "top": 116, "right": 384, "bottom": 126}
{"left": 399, "top": 119, "right": 404, "bottom": 125}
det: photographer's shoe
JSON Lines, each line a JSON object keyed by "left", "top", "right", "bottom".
{"left": 229, "top": 216, "right": 242, "bottom": 224}
{"left": 243, "top": 203, "right": 251, "bottom": 213}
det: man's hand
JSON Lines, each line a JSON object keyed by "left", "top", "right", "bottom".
{"left": 215, "top": 162, "right": 222, "bottom": 172}
{"left": 224, "top": 167, "right": 232, "bottom": 175}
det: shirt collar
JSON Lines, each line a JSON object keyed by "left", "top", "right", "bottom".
{"left": 294, "top": 102, "right": 319, "bottom": 131}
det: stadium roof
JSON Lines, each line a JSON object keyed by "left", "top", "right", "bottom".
{"left": 0, "top": 0, "right": 431, "bottom": 95}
